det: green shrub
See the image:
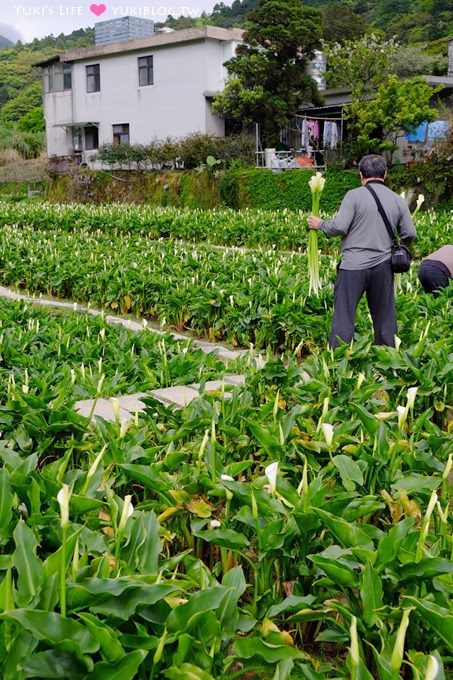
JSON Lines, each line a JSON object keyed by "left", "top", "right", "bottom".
{"left": 221, "top": 168, "right": 361, "bottom": 211}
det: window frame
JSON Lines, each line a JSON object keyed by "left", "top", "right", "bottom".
{"left": 138, "top": 55, "right": 153, "bottom": 87}
{"left": 86, "top": 64, "right": 101, "bottom": 93}
{"left": 112, "top": 123, "right": 130, "bottom": 145}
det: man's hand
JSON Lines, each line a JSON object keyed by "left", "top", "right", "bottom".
{"left": 308, "top": 215, "right": 321, "bottom": 229}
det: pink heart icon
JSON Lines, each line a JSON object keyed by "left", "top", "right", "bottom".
{"left": 90, "top": 3, "right": 107, "bottom": 16}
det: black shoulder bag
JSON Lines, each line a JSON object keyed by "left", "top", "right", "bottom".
{"left": 365, "top": 183, "right": 412, "bottom": 273}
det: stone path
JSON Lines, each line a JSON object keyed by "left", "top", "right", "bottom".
{"left": 74, "top": 375, "right": 246, "bottom": 422}
{"left": 0, "top": 285, "right": 251, "bottom": 421}
{"left": 0, "top": 285, "right": 248, "bottom": 363}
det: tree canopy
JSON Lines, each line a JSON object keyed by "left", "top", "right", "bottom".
{"left": 213, "top": 0, "right": 323, "bottom": 145}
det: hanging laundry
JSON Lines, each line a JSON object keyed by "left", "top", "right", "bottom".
{"left": 405, "top": 122, "right": 428, "bottom": 143}
{"left": 323, "top": 121, "right": 339, "bottom": 149}
{"left": 296, "top": 118, "right": 308, "bottom": 148}
{"left": 426, "top": 120, "right": 450, "bottom": 141}
{"left": 306, "top": 119, "right": 320, "bottom": 141}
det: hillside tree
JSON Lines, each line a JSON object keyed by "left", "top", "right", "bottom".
{"left": 212, "top": 0, "right": 323, "bottom": 146}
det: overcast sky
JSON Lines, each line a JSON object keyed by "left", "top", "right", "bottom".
{"left": 2, "top": 0, "right": 218, "bottom": 42}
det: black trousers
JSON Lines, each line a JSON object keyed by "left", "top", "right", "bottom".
{"left": 330, "top": 259, "right": 397, "bottom": 349}
{"left": 418, "top": 260, "right": 450, "bottom": 294}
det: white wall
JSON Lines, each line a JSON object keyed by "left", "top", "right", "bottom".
{"left": 43, "top": 37, "right": 233, "bottom": 157}
{"left": 44, "top": 90, "right": 74, "bottom": 156}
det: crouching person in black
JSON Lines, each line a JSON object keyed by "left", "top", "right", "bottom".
{"left": 418, "top": 245, "right": 453, "bottom": 294}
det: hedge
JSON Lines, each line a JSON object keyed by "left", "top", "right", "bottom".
{"left": 220, "top": 168, "right": 361, "bottom": 211}
{"left": 47, "top": 168, "right": 361, "bottom": 211}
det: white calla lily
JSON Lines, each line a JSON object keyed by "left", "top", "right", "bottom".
{"left": 406, "top": 386, "right": 418, "bottom": 410}
{"left": 118, "top": 495, "right": 134, "bottom": 533}
{"left": 264, "top": 461, "right": 279, "bottom": 495}
{"left": 321, "top": 423, "right": 334, "bottom": 448}
{"left": 308, "top": 172, "right": 326, "bottom": 193}
{"left": 57, "top": 484, "right": 71, "bottom": 528}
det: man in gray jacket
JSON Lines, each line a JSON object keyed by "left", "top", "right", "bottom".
{"left": 308, "top": 155, "right": 416, "bottom": 348}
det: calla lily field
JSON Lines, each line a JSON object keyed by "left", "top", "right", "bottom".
{"left": 0, "top": 197, "right": 451, "bottom": 679}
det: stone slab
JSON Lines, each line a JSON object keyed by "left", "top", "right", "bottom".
{"left": 75, "top": 398, "right": 131, "bottom": 423}
{"left": 223, "top": 374, "right": 246, "bottom": 386}
{"left": 117, "top": 392, "right": 148, "bottom": 414}
{"left": 150, "top": 385, "right": 200, "bottom": 407}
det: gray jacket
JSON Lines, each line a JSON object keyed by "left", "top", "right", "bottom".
{"left": 318, "top": 181, "right": 416, "bottom": 270}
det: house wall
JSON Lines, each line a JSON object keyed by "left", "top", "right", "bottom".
{"left": 43, "top": 36, "right": 232, "bottom": 157}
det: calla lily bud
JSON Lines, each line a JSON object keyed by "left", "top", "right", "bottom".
{"left": 349, "top": 616, "right": 360, "bottom": 668}
{"left": 406, "top": 386, "right": 418, "bottom": 410}
{"left": 118, "top": 495, "right": 134, "bottom": 533}
{"left": 57, "top": 484, "right": 71, "bottom": 528}
{"left": 394, "top": 335, "right": 402, "bottom": 351}
{"left": 209, "top": 519, "right": 221, "bottom": 529}
{"left": 111, "top": 398, "right": 120, "bottom": 422}
{"left": 356, "top": 372, "right": 365, "bottom": 390}
{"left": 442, "top": 453, "right": 452, "bottom": 481}
{"left": 391, "top": 609, "right": 411, "bottom": 672}
{"left": 425, "top": 655, "right": 439, "bottom": 680}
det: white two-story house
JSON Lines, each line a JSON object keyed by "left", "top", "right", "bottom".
{"left": 35, "top": 25, "right": 244, "bottom": 161}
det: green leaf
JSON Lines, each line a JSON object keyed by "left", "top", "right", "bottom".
{"left": 22, "top": 650, "right": 88, "bottom": 679}
{"left": 166, "top": 586, "right": 227, "bottom": 634}
{"left": 83, "top": 650, "right": 147, "bottom": 679}
{"left": 68, "top": 581, "right": 179, "bottom": 620}
{"left": 332, "top": 455, "right": 364, "bottom": 491}
{"left": 360, "top": 562, "right": 383, "bottom": 627}
{"left": 232, "top": 637, "right": 304, "bottom": 663}
{"left": 309, "top": 555, "right": 358, "bottom": 587}
{"left": 163, "top": 663, "right": 215, "bottom": 680}
{"left": 192, "top": 528, "right": 249, "bottom": 550}
{"left": 77, "top": 613, "right": 125, "bottom": 664}
{"left": 377, "top": 518, "right": 413, "bottom": 566}
{"left": 0, "top": 468, "right": 12, "bottom": 531}
{"left": 314, "top": 508, "right": 374, "bottom": 551}
{"left": 13, "top": 520, "right": 44, "bottom": 607}
{"left": 404, "top": 596, "right": 453, "bottom": 647}
{"left": 267, "top": 595, "right": 316, "bottom": 618}
{"left": 391, "top": 475, "right": 440, "bottom": 495}
{"left": 0, "top": 609, "right": 99, "bottom": 655}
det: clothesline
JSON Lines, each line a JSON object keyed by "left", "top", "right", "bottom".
{"left": 295, "top": 113, "right": 344, "bottom": 122}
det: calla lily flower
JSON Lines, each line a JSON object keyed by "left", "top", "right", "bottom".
{"left": 265, "top": 462, "right": 279, "bottom": 495}
{"left": 57, "top": 484, "right": 71, "bottom": 528}
{"left": 118, "top": 495, "right": 134, "bottom": 533}
{"left": 406, "top": 386, "right": 418, "bottom": 410}
{"left": 397, "top": 405, "right": 408, "bottom": 430}
{"left": 308, "top": 172, "right": 326, "bottom": 193}
{"left": 321, "top": 423, "right": 334, "bottom": 448}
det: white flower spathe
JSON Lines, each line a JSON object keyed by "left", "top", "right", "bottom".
{"left": 264, "top": 461, "right": 279, "bottom": 495}
{"left": 308, "top": 172, "right": 326, "bottom": 194}
{"left": 118, "top": 495, "right": 134, "bottom": 533}
{"left": 416, "top": 193, "right": 425, "bottom": 210}
{"left": 424, "top": 655, "right": 439, "bottom": 680}
{"left": 406, "top": 386, "right": 418, "bottom": 410}
{"left": 57, "top": 484, "right": 70, "bottom": 528}
{"left": 321, "top": 422, "right": 334, "bottom": 448}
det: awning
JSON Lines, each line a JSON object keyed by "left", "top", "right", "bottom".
{"left": 53, "top": 122, "right": 100, "bottom": 128}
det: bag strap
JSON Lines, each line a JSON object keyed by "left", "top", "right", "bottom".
{"left": 364, "top": 183, "right": 399, "bottom": 246}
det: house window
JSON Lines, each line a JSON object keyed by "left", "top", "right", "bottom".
{"left": 86, "top": 64, "right": 100, "bottom": 93}
{"left": 138, "top": 56, "right": 153, "bottom": 86}
{"left": 63, "top": 63, "right": 72, "bottom": 90}
{"left": 85, "top": 126, "right": 99, "bottom": 150}
{"left": 43, "top": 63, "right": 72, "bottom": 93}
{"left": 113, "top": 124, "right": 130, "bottom": 145}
